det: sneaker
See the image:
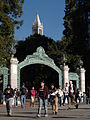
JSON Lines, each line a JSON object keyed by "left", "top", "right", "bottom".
{"left": 52, "top": 111, "right": 55, "bottom": 114}
{"left": 37, "top": 114, "right": 41, "bottom": 117}
{"left": 55, "top": 112, "right": 57, "bottom": 115}
{"left": 63, "top": 104, "right": 65, "bottom": 106}
{"left": 67, "top": 107, "right": 71, "bottom": 110}
{"left": 45, "top": 114, "right": 48, "bottom": 117}
{"left": 7, "top": 113, "right": 12, "bottom": 117}
{"left": 75, "top": 104, "right": 78, "bottom": 109}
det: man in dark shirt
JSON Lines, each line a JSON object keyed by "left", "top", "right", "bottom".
{"left": 4, "top": 84, "right": 14, "bottom": 116}
{"left": 68, "top": 81, "right": 78, "bottom": 109}
{"left": 37, "top": 80, "right": 48, "bottom": 117}
{"left": 20, "top": 83, "right": 28, "bottom": 108}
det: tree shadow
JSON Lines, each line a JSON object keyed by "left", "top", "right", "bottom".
{"left": 78, "top": 107, "right": 90, "bottom": 110}
{"left": 12, "top": 115, "right": 37, "bottom": 119}
{"left": 52, "top": 116, "right": 77, "bottom": 119}
{"left": 14, "top": 111, "right": 37, "bottom": 114}
{"left": 0, "top": 114, "right": 37, "bottom": 119}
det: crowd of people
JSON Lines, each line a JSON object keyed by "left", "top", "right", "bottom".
{"left": 0, "top": 80, "right": 89, "bottom": 117}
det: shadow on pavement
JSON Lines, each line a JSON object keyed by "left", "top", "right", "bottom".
{"left": 52, "top": 116, "right": 77, "bottom": 119}
{"left": 78, "top": 107, "right": 90, "bottom": 109}
{"left": 14, "top": 111, "right": 37, "bottom": 114}
{"left": 0, "top": 114, "right": 37, "bottom": 119}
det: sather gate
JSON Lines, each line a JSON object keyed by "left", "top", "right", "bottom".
{"left": 17, "top": 46, "right": 62, "bottom": 90}
{"left": 10, "top": 46, "right": 85, "bottom": 92}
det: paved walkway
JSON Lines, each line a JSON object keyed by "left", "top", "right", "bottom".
{"left": 0, "top": 104, "right": 90, "bottom": 120}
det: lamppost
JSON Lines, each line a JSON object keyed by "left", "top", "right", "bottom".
{"left": 77, "top": 59, "right": 83, "bottom": 76}
{"left": 77, "top": 59, "right": 85, "bottom": 93}
{"left": 60, "top": 54, "right": 69, "bottom": 88}
{"left": 61, "top": 54, "right": 67, "bottom": 67}
{"left": 78, "top": 59, "right": 83, "bottom": 69}
{"left": 77, "top": 59, "right": 83, "bottom": 90}
{"left": 10, "top": 43, "right": 16, "bottom": 58}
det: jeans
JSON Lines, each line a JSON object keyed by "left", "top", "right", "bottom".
{"left": 6, "top": 98, "right": 13, "bottom": 115}
{"left": 38, "top": 98, "right": 48, "bottom": 116}
{"left": 58, "top": 96, "right": 61, "bottom": 106}
{"left": 14, "top": 96, "right": 18, "bottom": 107}
{"left": 68, "top": 94, "right": 77, "bottom": 109}
{"left": 63, "top": 95, "right": 69, "bottom": 105}
{"left": 21, "top": 95, "right": 26, "bottom": 108}
{"left": 52, "top": 96, "right": 58, "bottom": 113}
{"left": 86, "top": 97, "right": 90, "bottom": 104}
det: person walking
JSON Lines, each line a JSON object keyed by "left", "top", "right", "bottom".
{"left": 20, "top": 83, "right": 28, "bottom": 108}
{"left": 68, "top": 81, "right": 78, "bottom": 109}
{"left": 37, "top": 80, "right": 48, "bottom": 117}
{"left": 14, "top": 88, "right": 18, "bottom": 107}
{"left": 0, "top": 90, "right": 3, "bottom": 104}
{"left": 50, "top": 84, "right": 58, "bottom": 115}
{"left": 58, "top": 86, "right": 63, "bottom": 106}
{"left": 30, "top": 86, "right": 36, "bottom": 107}
{"left": 86, "top": 87, "right": 90, "bottom": 104}
{"left": 4, "top": 84, "right": 14, "bottom": 116}
{"left": 63, "top": 82, "right": 69, "bottom": 106}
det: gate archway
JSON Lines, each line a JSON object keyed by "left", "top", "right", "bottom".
{"left": 69, "top": 72, "right": 79, "bottom": 89}
{"left": 17, "top": 46, "right": 62, "bottom": 90}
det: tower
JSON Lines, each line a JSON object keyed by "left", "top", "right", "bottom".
{"left": 32, "top": 12, "right": 43, "bottom": 35}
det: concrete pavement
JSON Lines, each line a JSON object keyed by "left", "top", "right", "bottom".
{"left": 0, "top": 104, "right": 90, "bottom": 120}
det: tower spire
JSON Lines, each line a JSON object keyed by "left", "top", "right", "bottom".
{"left": 32, "top": 12, "right": 43, "bottom": 35}
{"left": 35, "top": 11, "right": 41, "bottom": 25}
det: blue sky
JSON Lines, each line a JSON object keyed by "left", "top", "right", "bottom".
{"left": 14, "top": 0, "right": 65, "bottom": 41}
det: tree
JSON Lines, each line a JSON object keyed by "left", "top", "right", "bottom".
{"left": 63, "top": 0, "right": 90, "bottom": 86}
{"left": 15, "top": 34, "right": 63, "bottom": 66}
{"left": 0, "top": 0, "right": 24, "bottom": 66}
{"left": 15, "top": 34, "right": 63, "bottom": 89}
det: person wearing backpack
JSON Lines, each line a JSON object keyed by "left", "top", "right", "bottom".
{"left": 20, "top": 83, "right": 28, "bottom": 108}
{"left": 4, "top": 84, "right": 14, "bottom": 116}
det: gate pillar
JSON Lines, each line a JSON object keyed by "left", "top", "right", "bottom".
{"left": 10, "top": 57, "right": 19, "bottom": 89}
{"left": 80, "top": 68, "right": 85, "bottom": 92}
{"left": 63, "top": 65, "right": 69, "bottom": 88}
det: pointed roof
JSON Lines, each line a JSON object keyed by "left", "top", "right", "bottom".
{"left": 33, "top": 12, "right": 41, "bottom": 26}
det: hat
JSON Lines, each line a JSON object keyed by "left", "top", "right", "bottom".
{"left": 51, "top": 83, "right": 54, "bottom": 86}
{"left": 41, "top": 80, "right": 44, "bottom": 83}
{"left": 32, "top": 87, "right": 34, "bottom": 90}
{"left": 7, "top": 84, "right": 11, "bottom": 87}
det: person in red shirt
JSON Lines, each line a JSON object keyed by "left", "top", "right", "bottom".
{"left": 30, "top": 87, "right": 36, "bottom": 107}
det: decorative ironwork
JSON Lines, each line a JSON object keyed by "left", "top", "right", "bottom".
{"left": 17, "top": 46, "right": 62, "bottom": 90}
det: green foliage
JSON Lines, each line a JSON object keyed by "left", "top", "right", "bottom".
{"left": 63, "top": 0, "right": 90, "bottom": 85}
{"left": 15, "top": 34, "right": 62, "bottom": 89}
{"left": 0, "top": 0, "right": 24, "bottom": 66}
{"left": 15, "top": 34, "right": 63, "bottom": 67}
